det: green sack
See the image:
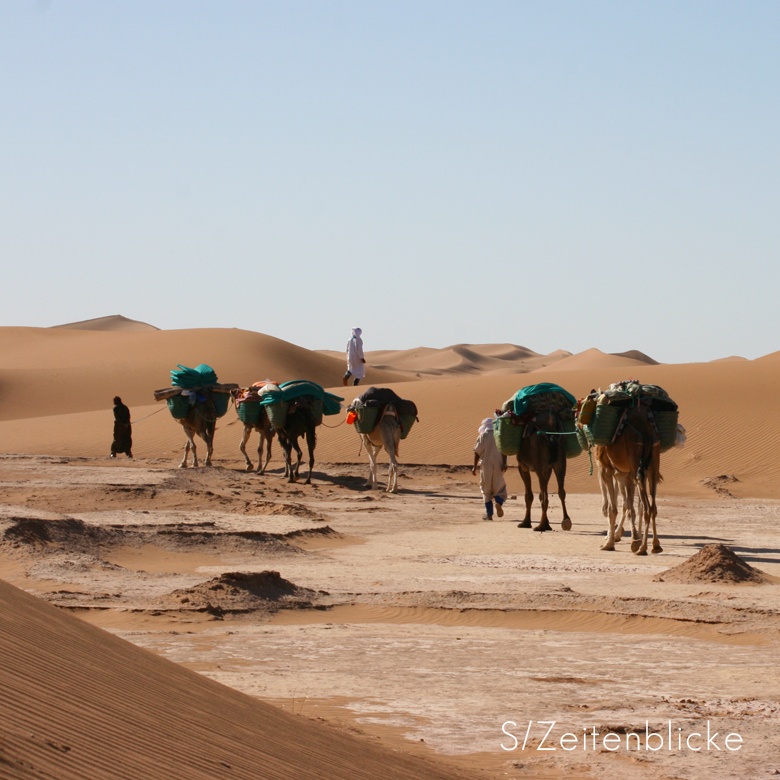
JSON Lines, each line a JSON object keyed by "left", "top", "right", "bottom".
{"left": 494, "top": 416, "right": 522, "bottom": 456}
{"left": 237, "top": 401, "right": 262, "bottom": 425}
{"left": 167, "top": 395, "right": 191, "bottom": 420}
{"left": 213, "top": 392, "right": 230, "bottom": 419}
{"left": 561, "top": 418, "right": 583, "bottom": 459}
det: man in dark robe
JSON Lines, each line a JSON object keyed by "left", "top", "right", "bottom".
{"left": 110, "top": 396, "right": 133, "bottom": 458}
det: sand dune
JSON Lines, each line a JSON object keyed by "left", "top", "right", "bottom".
{"left": 533, "top": 347, "right": 657, "bottom": 373}
{"left": 323, "top": 343, "right": 568, "bottom": 377}
{"left": 0, "top": 327, "right": 405, "bottom": 422}
{"left": 0, "top": 578, "right": 473, "bottom": 780}
{"left": 51, "top": 314, "right": 160, "bottom": 332}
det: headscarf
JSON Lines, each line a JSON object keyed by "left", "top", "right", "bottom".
{"left": 352, "top": 328, "right": 362, "bottom": 338}
{"left": 478, "top": 417, "right": 494, "bottom": 434}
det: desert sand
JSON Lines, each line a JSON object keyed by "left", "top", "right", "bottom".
{"left": 2, "top": 319, "right": 780, "bottom": 780}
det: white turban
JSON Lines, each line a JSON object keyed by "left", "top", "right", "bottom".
{"left": 478, "top": 417, "right": 494, "bottom": 434}
{"left": 352, "top": 328, "right": 362, "bottom": 338}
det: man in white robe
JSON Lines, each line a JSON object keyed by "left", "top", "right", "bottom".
{"left": 472, "top": 418, "right": 507, "bottom": 520}
{"left": 343, "top": 327, "right": 366, "bottom": 386}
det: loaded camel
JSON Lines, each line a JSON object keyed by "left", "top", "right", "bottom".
{"left": 275, "top": 397, "right": 318, "bottom": 484}
{"left": 361, "top": 405, "right": 401, "bottom": 493}
{"left": 238, "top": 406, "right": 275, "bottom": 474}
{"left": 232, "top": 387, "right": 277, "bottom": 474}
{"left": 597, "top": 406, "right": 662, "bottom": 555}
{"left": 513, "top": 408, "right": 572, "bottom": 533}
{"left": 177, "top": 393, "right": 218, "bottom": 468}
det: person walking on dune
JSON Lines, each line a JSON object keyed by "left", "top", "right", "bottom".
{"left": 472, "top": 418, "right": 507, "bottom": 520}
{"left": 110, "top": 396, "right": 133, "bottom": 459}
{"left": 343, "top": 327, "right": 366, "bottom": 386}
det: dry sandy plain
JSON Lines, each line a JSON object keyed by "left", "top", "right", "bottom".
{"left": 2, "top": 316, "right": 780, "bottom": 780}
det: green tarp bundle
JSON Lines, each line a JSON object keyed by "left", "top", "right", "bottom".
{"left": 258, "top": 380, "right": 343, "bottom": 416}
{"left": 512, "top": 383, "right": 577, "bottom": 416}
{"left": 171, "top": 364, "right": 218, "bottom": 388}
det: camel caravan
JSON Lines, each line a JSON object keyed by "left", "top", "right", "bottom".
{"left": 155, "top": 368, "right": 344, "bottom": 483}
{"left": 345, "top": 387, "right": 419, "bottom": 493}
{"left": 491, "top": 380, "right": 682, "bottom": 554}
{"left": 154, "top": 365, "right": 683, "bottom": 555}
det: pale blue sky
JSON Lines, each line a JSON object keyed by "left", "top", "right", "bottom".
{"left": 1, "top": 1, "right": 778, "bottom": 362}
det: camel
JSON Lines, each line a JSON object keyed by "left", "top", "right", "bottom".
{"left": 361, "top": 405, "right": 401, "bottom": 493}
{"left": 596, "top": 406, "right": 662, "bottom": 555}
{"left": 177, "top": 393, "right": 217, "bottom": 468}
{"left": 275, "top": 397, "right": 317, "bottom": 484}
{"left": 238, "top": 405, "right": 275, "bottom": 474}
{"left": 514, "top": 409, "right": 572, "bottom": 532}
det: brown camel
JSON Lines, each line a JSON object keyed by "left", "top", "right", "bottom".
{"left": 361, "top": 405, "right": 401, "bottom": 493}
{"left": 177, "top": 393, "right": 217, "bottom": 468}
{"left": 514, "top": 410, "right": 572, "bottom": 532}
{"left": 597, "top": 406, "right": 662, "bottom": 555}
{"left": 275, "top": 397, "right": 317, "bottom": 484}
{"left": 238, "top": 406, "right": 275, "bottom": 474}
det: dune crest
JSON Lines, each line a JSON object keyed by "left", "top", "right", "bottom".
{"left": 533, "top": 347, "right": 654, "bottom": 373}
{"left": 51, "top": 315, "right": 159, "bottom": 332}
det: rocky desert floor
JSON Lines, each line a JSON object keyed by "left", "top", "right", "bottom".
{"left": 2, "top": 452, "right": 780, "bottom": 780}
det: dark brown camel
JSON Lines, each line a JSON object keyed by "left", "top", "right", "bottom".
{"left": 238, "top": 406, "right": 275, "bottom": 474}
{"left": 514, "top": 410, "right": 572, "bottom": 532}
{"left": 178, "top": 393, "right": 217, "bottom": 468}
{"left": 596, "top": 406, "right": 662, "bottom": 555}
{"left": 275, "top": 397, "right": 317, "bottom": 484}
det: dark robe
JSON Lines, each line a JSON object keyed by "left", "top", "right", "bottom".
{"left": 111, "top": 402, "right": 133, "bottom": 456}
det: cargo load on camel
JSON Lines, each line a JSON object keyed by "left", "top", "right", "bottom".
{"left": 494, "top": 383, "right": 582, "bottom": 459}
{"left": 346, "top": 386, "right": 419, "bottom": 440}
{"left": 576, "top": 380, "right": 682, "bottom": 453}
{"left": 153, "top": 364, "right": 237, "bottom": 420}
{"left": 232, "top": 381, "right": 280, "bottom": 425}
{"left": 256, "top": 380, "right": 343, "bottom": 429}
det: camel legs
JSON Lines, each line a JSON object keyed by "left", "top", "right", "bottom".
{"left": 517, "top": 465, "right": 533, "bottom": 528}
{"left": 615, "top": 477, "right": 638, "bottom": 542}
{"left": 239, "top": 425, "right": 254, "bottom": 471}
{"left": 379, "top": 422, "right": 399, "bottom": 494}
{"left": 599, "top": 462, "right": 621, "bottom": 551}
{"left": 180, "top": 427, "right": 198, "bottom": 468}
{"left": 303, "top": 427, "right": 315, "bottom": 485}
{"left": 258, "top": 431, "right": 272, "bottom": 475}
{"left": 364, "top": 437, "right": 379, "bottom": 489}
{"left": 287, "top": 438, "right": 303, "bottom": 483}
{"left": 553, "top": 459, "right": 571, "bottom": 531}
{"left": 534, "top": 467, "right": 554, "bottom": 533}
{"left": 633, "top": 451, "right": 662, "bottom": 555}
{"left": 203, "top": 426, "right": 214, "bottom": 467}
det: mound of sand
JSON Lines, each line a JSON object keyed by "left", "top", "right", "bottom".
{"left": 0, "top": 578, "right": 472, "bottom": 780}
{"left": 51, "top": 314, "right": 160, "bottom": 332}
{"left": 534, "top": 347, "right": 657, "bottom": 373}
{"left": 164, "top": 570, "right": 321, "bottom": 613}
{"left": 654, "top": 544, "right": 772, "bottom": 585}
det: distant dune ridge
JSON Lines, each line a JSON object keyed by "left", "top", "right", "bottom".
{"left": 3, "top": 317, "right": 780, "bottom": 497}
{"left": 50, "top": 314, "right": 160, "bottom": 332}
